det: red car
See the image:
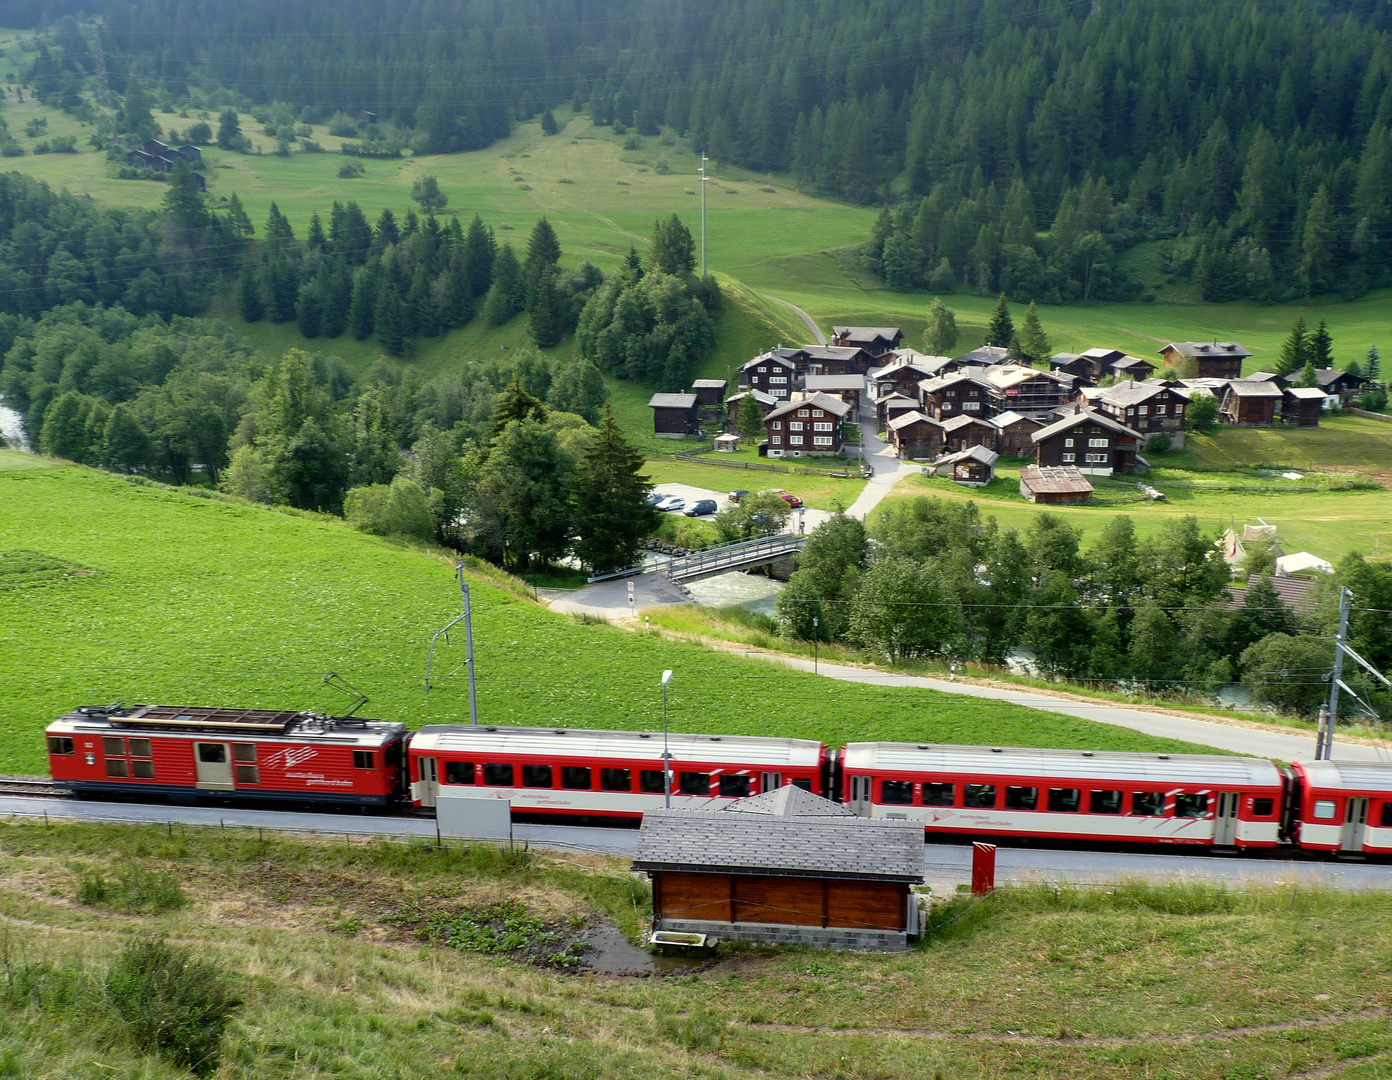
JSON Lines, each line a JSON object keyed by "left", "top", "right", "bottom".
{"left": 771, "top": 489, "right": 803, "bottom": 508}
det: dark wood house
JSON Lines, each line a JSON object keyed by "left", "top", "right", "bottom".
{"left": 724, "top": 389, "right": 778, "bottom": 433}
{"left": 690, "top": 379, "right": 728, "bottom": 407}
{"left": 648, "top": 392, "right": 701, "bottom": 439}
{"left": 877, "top": 393, "right": 919, "bottom": 429}
{"left": 1314, "top": 368, "right": 1365, "bottom": 406}
{"left": 804, "top": 374, "right": 864, "bottom": 415}
{"left": 1031, "top": 408, "right": 1142, "bottom": 476}
{"left": 1282, "top": 386, "right": 1325, "bottom": 427}
{"left": 939, "top": 413, "right": 998, "bottom": 453}
{"left": 1049, "top": 352, "right": 1097, "bottom": 384}
{"left": 868, "top": 357, "right": 946, "bottom": 402}
{"left": 982, "top": 365, "right": 1074, "bottom": 419}
{"left": 175, "top": 144, "right": 201, "bottom": 163}
{"left": 1219, "top": 380, "right": 1283, "bottom": 425}
{"left": 803, "top": 345, "right": 873, "bottom": 376}
{"left": 989, "top": 410, "right": 1043, "bottom": 458}
{"left": 930, "top": 445, "right": 999, "bottom": 487}
{"left": 1110, "top": 355, "right": 1157, "bottom": 381}
{"left": 1089, "top": 381, "right": 1189, "bottom": 448}
{"left": 764, "top": 393, "right": 851, "bottom": 457}
{"left": 917, "top": 372, "right": 993, "bottom": 422}
{"left": 887, "top": 411, "right": 944, "bottom": 460}
{"left": 831, "top": 326, "right": 903, "bottom": 357}
{"left": 634, "top": 785, "right": 925, "bottom": 951}
{"left": 738, "top": 348, "right": 806, "bottom": 401}
{"left": 1159, "top": 341, "right": 1251, "bottom": 380}
{"left": 951, "top": 345, "right": 1010, "bottom": 370}
{"left": 1019, "top": 465, "right": 1094, "bottom": 504}
{"left": 355, "top": 110, "right": 378, "bottom": 123}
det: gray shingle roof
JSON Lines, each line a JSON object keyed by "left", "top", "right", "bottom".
{"left": 805, "top": 374, "right": 866, "bottom": 391}
{"left": 939, "top": 413, "right": 994, "bottom": 432}
{"left": 764, "top": 392, "right": 852, "bottom": 422}
{"left": 887, "top": 410, "right": 940, "bottom": 431}
{"left": 1163, "top": 341, "right": 1252, "bottom": 359}
{"left": 834, "top": 326, "right": 902, "bottom": 341}
{"left": 648, "top": 393, "right": 698, "bottom": 409}
{"left": 952, "top": 346, "right": 1010, "bottom": 366}
{"left": 720, "top": 785, "right": 854, "bottom": 817}
{"left": 1092, "top": 381, "right": 1171, "bottom": 407}
{"left": 691, "top": 379, "right": 728, "bottom": 389}
{"left": 1032, "top": 408, "right": 1142, "bottom": 443}
{"left": 1223, "top": 380, "right": 1284, "bottom": 398}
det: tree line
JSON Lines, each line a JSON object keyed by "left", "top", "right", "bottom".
{"left": 776, "top": 499, "right": 1392, "bottom": 718}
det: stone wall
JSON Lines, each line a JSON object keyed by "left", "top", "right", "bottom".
{"left": 658, "top": 918, "right": 909, "bottom": 953}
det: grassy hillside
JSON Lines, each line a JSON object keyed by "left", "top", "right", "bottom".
{"left": 0, "top": 450, "right": 1213, "bottom": 774}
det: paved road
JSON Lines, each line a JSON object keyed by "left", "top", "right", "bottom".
{"left": 768, "top": 296, "right": 826, "bottom": 345}
{"left": 847, "top": 399, "right": 918, "bottom": 520}
{"left": 7, "top": 797, "right": 1387, "bottom": 892}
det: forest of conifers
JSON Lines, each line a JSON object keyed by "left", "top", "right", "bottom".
{"left": 13, "top": 0, "right": 1392, "bottom": 300}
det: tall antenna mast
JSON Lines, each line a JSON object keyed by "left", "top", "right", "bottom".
{"left": 699, "top": 154, "right": 713, "bottom": 277}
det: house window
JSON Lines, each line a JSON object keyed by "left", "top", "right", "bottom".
{"left": 1062, "top": 453, "right": 1076, "bottom": 463}
{"left": 814, "top": 422, "right": 833, "bottom": 432}
{"left": 1064, "top": 438, "right": 1073, "bottom": 447}
{"left": 1175, "top": 404, "right": 1184, "bottom": 415}
{"left": 1127, "top": 407, "right": 1135, "bottom": 415}
{"left": 1138, "top": 406, "right": 1148, "bottom": 416}
{"left": 1089, "top": 438, "right": 1109, "bottom": 447}
{"left": 797, "top": 408, "right": 810, "bottom": 416}
{"left": 771, "top": 422, "right": 782, "bottom": 430}
{"left": 964, "top": 401, "right": 981, "bottom": 411}
{"left": 1156, "top": 404, "right": 1166, "bottom": 415}
{"left": 1085, "top": 453, "right": 1108, "bottom": 462}
{"left": 771, "top": 436, "right": 782, "bottom": 446}
{"left": 757, "top": 367, "right": 767, "bottom": 373}
{"left": 789, "top": 422, "right": 803, "bottom": 431}
{"left": 946, "top": 389, "right": 956, "bottom": 397}
{"left": 813, "top": 436, "right": 832, "bottom": 446}
{"left": 769, "top": 376, "right": 787, "bottom": 384}
{"left": 790, "top": 436, "right": 804, "bottom": 445}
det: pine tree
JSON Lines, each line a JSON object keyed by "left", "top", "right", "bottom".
{"left": 1275, "top": 316, "right": 1308, "bottom": 376}
{"left": 374, "top": 208, "right": 400, "bottom": 252}
{"left": 1310, "top": 319, "right": 1334, "bottom": 370}
{"left": 1298, "top": 185, "right": 1336, "bottom": 295}
{"left": 540, "top": 109, "right": 558, "bottom": 136}
{"left": 226, "top": 193, "right": 253, "bottom": 237}
{"left": 570, "top": 405, "right": 660, "bottom": 573}
{"left": 1018, "top": 301, "right": 1051, "bottom": 363}
{"left": 529, "top": 265, "right": 565, "bottom": 347}
{"left": 462, "top": 215, "right": 496, "bottom": 297}
{"left": 484, "top": 243, "right": 525, "bottom": 325}
{"left": 265, "top": 202, "right": 295, "bottom": 250}
{"left": 238, "top": 267, "right": 265, "bottom": 322}
{"left": 922, "top": 298, "right": 958, "bottom": 356}
{"left": 526, "top": 216, "right": 561, "bottom": 267}
{"left": 216, "top": 107, "right": 242, "bottom": 149}
{"left": 650, "top": 213, "right": 696, "bottom": 275}
{"left": 1367, "top": 344, "right": 1381, "bottom": 382}
{"left": 306, "top": 212, "right": 326, "bottom": 249}
{"left": 984, "top": 294, "right": 1014, "bottom": 348}
{"left": 489, "top": 376, "right": 547, "bottom": 435}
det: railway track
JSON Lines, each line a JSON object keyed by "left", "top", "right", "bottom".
{"left": 0, "top": 776, "right": 65, "bottom": 799}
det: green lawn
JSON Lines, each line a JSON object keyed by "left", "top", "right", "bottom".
{"left": 1168, "top": 413, "right": 1392, "bottom": 474}
{"left": 645, "top": 456, "right": 866, "bottom": 511}
{"left": 0, "top": 451, "right": 1214, "bottom": 775}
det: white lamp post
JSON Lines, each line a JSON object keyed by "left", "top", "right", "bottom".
{"left": 661, "top": 669, "right": 674, "bottom": 808}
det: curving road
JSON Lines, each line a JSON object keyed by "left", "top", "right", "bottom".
{"left": 767, "top": 296, "right": 826, "bottom": 345}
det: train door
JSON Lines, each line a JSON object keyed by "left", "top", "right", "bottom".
{"left": 760, "top": 772, "right": 782, "bottom": 793}
{"left": 1213, "top": 792, "right": 1240, "bottom": 845}
{"left": 849, "top": 774, "right": 872, "bottom": 816}
{"left": 1340, "top": 798, "right": 1369, "bottom": 852}
{"left": 193, "top": 742, "right": 234, "bottom": 790}
{"left": 418, "top": 757, "right": 439, "bottom": 808}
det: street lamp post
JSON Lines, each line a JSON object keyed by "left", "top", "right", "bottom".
{"left": 661, "top": 669, "right": 674, "bottom": 808}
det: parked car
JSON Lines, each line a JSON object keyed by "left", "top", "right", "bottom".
{"left": 770, "top": 489, "right": 803, "bottom": 508}
{"left": 683, "top": 499, "right": 718, "bottom": 517}
{"left": 646, "top": 492, "right": 665, "bottom": 505}
{"left": 727, "top": 489, "right": 750, "bottom": 503}
{"left": 655, "top": 495, "right": 686, "bottom": 512}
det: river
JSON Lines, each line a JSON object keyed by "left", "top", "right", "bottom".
{"left": 0, "top": 402, "right": 30, "bottom": 451}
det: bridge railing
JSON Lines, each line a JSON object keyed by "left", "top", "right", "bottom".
{"left": 665, "top": 533, "right": 804, "bottom": 580}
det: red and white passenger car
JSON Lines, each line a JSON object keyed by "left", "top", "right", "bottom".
{"left": 46, "top": 705, "right": 407, "bottom": 806}
{"left": 409, "top": 724, "right": 828, "bottom": 816}
{"left": 1288, "top": 760, "right": 1392, "bottom": 855}
{"left": 841, "top": 743, "right": 1286, "bottom": 847}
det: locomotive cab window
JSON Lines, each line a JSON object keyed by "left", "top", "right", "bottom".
{"left": 353, "top": 751, "right": 375, "bottom": 770}
{"left": 561, "top": 766, "right": 591, "bottom": 790}
{"left": 235, "top": 764, "right": 260, "bottom": 785}
{"left": 483, "top": 763, "right": 514, "bottom": 786}
{"left": 638, "top": 769, "right": 664, "bottom": 793}
{"left": 679, "top": 771, "right": 710, "bottom": 796}
{"left": 106, "top": 758, "right": 128, "bottom": 778}
{"left": 1048, "top": 788, "right": 1081, "bottom": 812}
{"left": 1090, "top": 790, "right": 1123, "bottom": 815}
{"left": 881, "top": 780, "right": 914, "bottom": 805}
{"left": 719, "top": 774, "right": 751, "bottom": 798}
{"left": 103, "top": 737, "right": 125, "bottom": 756}
{"left": 1131, "top": 791, "right": 1165, "bottom": 816}
{"left": 233, "top": 744, "right": 257, "bottom": 763}
{"left": 1380, "top": 802, "right": 1392, "bottom": 827}
{"left": 1175, "top": 793, "right": 1208, "bottom": 818}
{"left": 521, "top": 764, "right": 553, "bottom": 788}
{"left": 128, "top": 739, "right": 152, "bottom": 758}
{"left": 602, "top": 768, "right": 632, "bottom": 792}
{"left": 964, "top": 783, "right": 996, "bottom": 808}
{"left": 198, "top": 744, "right": 227, "bottom": 764}
{"left": 923, "top": 782, "right": 955, "bottom": 806}
{"left": 1252, "top": 797, "right": 1275, "bottom": 817}
{"left": 1005, "top": 786, "right": 1037, "bottom": 811}
{"left": 47, "top": 736, "right": 74, "bottom": 756}
{"left": 444, "top": 761, "right": 475, "bottom": 785}
{"left": 131, "top": 760, "right": 155, "bottom": 779}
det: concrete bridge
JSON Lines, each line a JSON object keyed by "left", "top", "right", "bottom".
{"left": 587, "top": 533, "right": 807, "bottom": 585}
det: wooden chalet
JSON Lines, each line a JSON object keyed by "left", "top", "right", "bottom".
{"left": 724, "top": 389, "right": 777, "bottom": 433}
{"left": 981, "top": 364, "right": 1074, "bottom": 419}
{"left": 634, "top": 785, "right": 925, "bottom": 952}
{"left": 917, "top": 372, "right": 993, "bottom": 421}
{"left": 1246, "top": 371, "right": 1291, "bottom": 391}
{"left": 1283, "top": 386, "right": 1325, "bottom": 427}
{"left": 989, "top": 410, "right": 1043, "bottom": 457}
{"left": 1219, "top": 380, "right": 1284, "bottom": 426}
{"left": 1160, "top": 341, "right": 1251, "bottom": 380}
{"left": 1031, "top": 408, "right": 1143, "bottom": 476}
{"left": 804, "top": 374, "right": 864, "bottom": 415}
{"left": 803, "top": 345, "right": 873, "bottom": 376}
{"left": 690, "top": 379, "right": 728, "bottom": 408}
{"left": 738, "top": 348, "right": 807, "bottom": 400}
{"left": 764, "top": 393, "right": 851, "bottom": 457}
{"left": 877, "top": 392, "right": 920, "bottom": 429}
{"left": 1110, "top": 355, "right": 1157, "bottom": 381}
{"left": 647, "top": 392, "right": 701, "bottom": 439}
{"left": 831, "top": 326, "right": 903, "bottom": 357}
{"left": 887, "top": 411, "right": 944, "bottom": 459}
{"left": 1019, "top": 465, "right": 1094, "bottom": 504}
{"left": 1088, "top": 380, "right": 1189, "bottom": 448}
{"left": 929, "top": 445, "right": 998, "bottom": 487}
{"left": 1314, "top": 368, "right": 1365, "bottom": 406}
{"left": 951, "top": 345, "right": 1010, "bottom": 369}
{"left": 939, "top": 413, "right": 998, "bottom": 453}
{"left": 868, "top": 356, "right": 949, "bottom": 402}
{"left": 1049, "top": 352, "right": 1097, "bottom": 384}
{"left": 355, "top": 110, "right": 378, "bottom": 123}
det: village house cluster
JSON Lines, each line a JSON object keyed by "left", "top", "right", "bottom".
{"left": 124, "top": 138, "right": 207, "bottom": 190}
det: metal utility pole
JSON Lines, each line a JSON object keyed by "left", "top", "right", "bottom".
{"left": 1317, "top": 585, "right": 1392, "bottom": 758}
{"left": 699, "top": 154, "right": 712, "bottom": 277}
{"left": 425, "top": 563, "right": 480, "bottom": 727}
{"left": 812, "top": 617, "right": 819, "bottom": 675}
{"left": 661, "top": 669, "right": 674, "bottom": 808}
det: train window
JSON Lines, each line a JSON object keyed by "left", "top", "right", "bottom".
{"left": 47, "top": 736, "right": 74, "bottom": 755}
{"left": 1048, "top": 788, "right": 1081, "bottom": 813}
{"left": 1090, "top": 790, "right": 1123, "bottom": 815}
{"left": 1175, "top": 793, "right": 1208, "bottom": 818}
{"left": 1131, "top": 791, "right": 1165, "bottom": 816}
{"left": 234, "top": 765, "right": 259, "bottom": 785}
{"left": 1312, "top": 799, "right": 1336, "bottom": 820}
{"left": 353, "top": 751, "right": 376, "bottom": 770}
{"left": 483, "top": 763, "right": 515, "bottom": 786}
{"left": 791, "top": 777, "right": 812, "bottom": 791}
{"left": 963, "top": 784, "right": 996, "bottom": 808}
{"left": 444, "top": 761, "right": 475, "bottom": 785}
{"left": 105, "top": 759, "right": 128, "bottom": 778}
{"left": 561, "top": 766, "right": 591, "bottom": 790}
{"left": 128, "top": 739, "right": 152, "bottom": 758}
{"left": 720, "top": 774, "right": 751, "bottom": 798}
{"left": 132, "top": 760, "right": 155, "bottom": 779}
{"left": 385, "top": 742, "right": 401, "bottom": 766}
{"left": 679, "top": 772, "right": 710, "bottom": 796}
{"left": 1380, "top": 802, "right": 1392, "bottom": 827}
{"left": 1252, "top": 798, "right": 1275, "bottom": 817}
{"left": 102, "top": 737, "right": 125, "bottom": 756}
{"left": 1005, "top": 786, "right": 1037, "bottom": 811}
{"left": 881, "top": 780, "right": 914, "bottom": 805}
{"left": 638, "top": 769, "right": 664, "bottom": 793}
{"left": 602, "top": 768, "right": 632, "bottom": 792}
{"left": 923, "top": 782, "right": 955, "bottom": 806}
{"left": 198, "top": 744, "right": 227, "bottom": 764}
{"left": 522, "top": 764, "right": 553, "bottom": 788}
{"left": 233, "top": 744, "right": 257, "bottom": 763}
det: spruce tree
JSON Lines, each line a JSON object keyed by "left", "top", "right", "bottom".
{"left": 650, "top": 213, "right": 696, "bottom": 275}
{"left": 462, "top": 215, "right": 496, "bottom": 297}
{"left": 529, "top": 265, "right": 565, "bottom": 347}
{"left": 484, "top": 243, "right": 525, "bottom": 325}
{"left": 226, "top": 192, "right": 253, "bottom": 237}
{"left": 923, "top": 297, "right": 958, "bottom": 356}
{"left": 737, "top": 394, "right": 764, "bottom": 440}
{"left": 296, "top": 282, "right": 322, "bottom": 337}
{"left": 984, "top": 293, "right": 1014, "bottom": 348}
{"left": 265, "top": 202, "right": 295, "bottom": 250}
{"left": 374, "top": 285, "right": 408, "bottom": 356}
{"left": 1367, "top": 345, "right": 1381, "bottom": 382}
{"left": 349, "top": 263, "right": 378, "bottom": 339}
{"left": 1276, "top": 316, "right": 1308, "bottom": 376}
{"left": 526, "top": 216, "right": 561, "bottom": 267}
{"left": 306, "top": 212, "right": 326, "bottom": 249}
{"left": 216, "top": 107, "right": 241, "bottom": 149}
{"left": 1310, "top": 318, "right": 1334, "bottom": 370}
{"left": 373, "top": 208, "right": 400, "bottom": 252}
{"left": 489, "top": 376, "right": 547, "bottom": 435}
{"left": 238, "top": 267, "right": 265, "bottom": 322}
{"left": 570, "top": 405, "right": 660, "bottom": 573}
{"left": 1018, "top": 301, "right": 1051, "bottom": 363}
{"left": 1299, "top": 360, "right": 1320, "bottom": 388}
{"left": 540, "top": 109, "right": 558, "bottom": 135}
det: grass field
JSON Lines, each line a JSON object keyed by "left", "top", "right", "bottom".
{"left": 5, "top": 819, "right": 1392, "bottom": 1080}
{"left": 0, "top": 451, "right": 1214, "bottom": 775}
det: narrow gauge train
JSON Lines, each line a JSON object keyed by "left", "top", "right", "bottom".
{"left": 42, "top": 705, "right": 1392, "bottom": 856}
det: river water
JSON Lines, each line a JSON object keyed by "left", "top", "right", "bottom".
{"left": 0, "top": 402, "right": 29, "bottom": 451}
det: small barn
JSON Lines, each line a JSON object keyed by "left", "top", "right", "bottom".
{"left": 930, "top": 445, "right": 999, "bottom": 487}
{"left": 648, "top": 392, "right": 701, "bottom": 439}
{"left": 1219, "top": 380, "right": 1283, "bottom": 425}
{"left": 1283, "top": 386, "right": 1325, "bottom": 427}
{"left": 723, "top": 389, "right": 777, "bottom": 433}
{"left": 1160, "top": 341, "right": 1251, "bottom": 380}
{"left": 877, "top": 392, "right": 919, "bottom": 429}
{"left": 989, "top": 410, "right": 1044, "bottom": 457}
{"left": 691, "top": 379, "right": 728, "bottom": 408}
{"left": 805, "top": 374, "right": 864, "bottom": 414}
{"left": 634, "top": 785, "right": 925, "bottom": 951}
{"left": 887, "top": 411, "right": 944, "bottom": 460}
{"left": 939, "top": 413, "right": 998, "bottom": 453}
{"left": 1019, "top": 465, "right": 1094, "bottom": 504}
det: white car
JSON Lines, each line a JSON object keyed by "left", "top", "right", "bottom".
{"left": 654, "top": 495, "right": 686, "bottom": 512}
